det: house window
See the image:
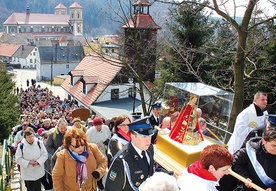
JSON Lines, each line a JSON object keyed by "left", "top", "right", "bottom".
{"left": 112, "top": 49, "right": 115, "bottom": 53}
{"left": 30, "top": 59, "right": 33, "bottom": 63}
{"left": 105, "top": 49, "right": 108, "bottom": 53}
{"left": 83, "top": 82, "right": 86, "bottom": 94}
{"left": 33, "top": 52, "right": 36, "bottom": 56}
{"left": 66, "top": 64, "right": 69, "bottom": 68}
{"left": 70, "top": 76, "right": 73, "bottom": 86}
{"left": 111, "top": 89, "right": 119, "bottom": 100}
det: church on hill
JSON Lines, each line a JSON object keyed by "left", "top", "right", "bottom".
{"left": 2, "top": 2, "right": 83, "bottom": 41}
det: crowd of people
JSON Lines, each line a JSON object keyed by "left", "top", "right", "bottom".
{"left": 10, "top": 85, "right": 276, "bottom": 191}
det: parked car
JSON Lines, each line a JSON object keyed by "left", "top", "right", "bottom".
{"left": 6, "top": 66, "right": 14, "bottom": 71}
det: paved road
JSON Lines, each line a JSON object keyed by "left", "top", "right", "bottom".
{"left": 12, "top": 69, "right": 66, "bottom": 100}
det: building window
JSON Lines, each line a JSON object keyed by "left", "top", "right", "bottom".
{"left": 70, "top": 76, "right": 73, "bottom": 86}
{"left": 66, "top": 64, "right": 69, "bottom": 68}
{"left": 33, "top": 52, "right": 36, "bottom": 56}
{"left": 83, "top": 83, "right": 86, "bottom": 94}
{"left": 105, "top": 49, "right": 108, "bottom": 53}
{"left": 112, "top": 49, "right": 115, "bottom": 53}
{"left": 111, "top": 89, "right": 119, "bottom": 100}
{"left": 30, "top": 59, "right": 33, "bottom": 63}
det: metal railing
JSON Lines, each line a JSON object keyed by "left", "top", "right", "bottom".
{"left": 0, "top": 136, "right": 13, "bottom": 191}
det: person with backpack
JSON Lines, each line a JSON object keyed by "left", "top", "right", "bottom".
{"left": 15, "top": 127, "right": 48, "bottom": 191}
{"left": 45, "top": 117, "right": 68, "bottom": 190}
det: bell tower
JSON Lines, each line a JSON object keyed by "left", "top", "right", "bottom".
{"left": 122, "top": 0, "right": 161, "bottom": 82}
{"left": 69, "top": 2, "right": 83, "bottom": 36}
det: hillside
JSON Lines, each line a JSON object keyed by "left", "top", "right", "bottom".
{"left": 0, "top": 0, "right": 169, "bottom": 37}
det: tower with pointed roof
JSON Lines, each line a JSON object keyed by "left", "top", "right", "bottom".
{"left": 122, "top": 0, "right": 161, "bottom": 82}
{"left": 55, "top": 3, "right": 67, "bottom": 15}
{"left": 69, "top": 2, "right": 83, "bottom": 36}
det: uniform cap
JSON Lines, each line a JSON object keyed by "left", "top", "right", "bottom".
{"left": 268, "top": 114, "right": 276, "bottom": 127}
{"left": 151, "top": 101, "right": 162, "bottom": 109}
{"left": 128, "top": 117, "right": 156, "bottom": 136}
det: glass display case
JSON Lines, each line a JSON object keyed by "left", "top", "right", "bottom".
{"left": 162, "top": 82, "right": 234, "bottom": 144}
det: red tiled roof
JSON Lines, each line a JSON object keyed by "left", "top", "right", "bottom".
{"left": 3, "top": 13, "right": 69, "bottom": 25}
{"left": 0, "top": 44, "right": 21, "bottom": 57}
{"left": 70, "top": 70, "right": 84, "bottom": 76}
{"left": 122, "top": 14, "right": 161, "bottom": 29}
{"left": 82, "top": 76, "right": 99, "bottom": 84}
{"left": 59, "top": 37, "right": 67, "bottom": 42}
{"left": 31, "top": 32, "right": 73, "bottom": 37}
{"left": 70, "top": 2, "right": 82, "bottom": 8}
{"left": 61, "top": 54, "right": 122, "bottom": 107}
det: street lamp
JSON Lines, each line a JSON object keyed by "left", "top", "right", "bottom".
{"left": 128, "top": 77, "right": 136, "bottom": 113}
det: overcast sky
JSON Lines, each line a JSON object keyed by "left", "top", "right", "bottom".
{"left": 219, "top": 0, "right": 276, "bottom": 17}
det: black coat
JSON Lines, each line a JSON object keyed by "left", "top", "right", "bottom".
{"left": 232, "top": 137, "right": 276, "bottom": 191}
{"left": 149, "top": 114, "right": 163, "bottom": 144}
{"left": 105, "top": 143, "right": 154, "bottom": 191}
{"left": 240, "top": 125, "right": 266, "bottom": 149}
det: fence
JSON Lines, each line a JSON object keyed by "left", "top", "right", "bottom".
{"left": 0, "top": 136, "right": 13, "bottom": 191}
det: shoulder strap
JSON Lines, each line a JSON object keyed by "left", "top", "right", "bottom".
{"left": 37, "top": 140, "right": 41, "bottom": 149}
{"left": 122, "top": 159, "right": 139, "bottom": 191}
{"left": 246, "top": 142, "right": 276, "bottom": 186}
{"left": 53, "top": 129, "right": 57, "bottom": 140}
{"left": 111, "top": 143, "right": 129, "bottom": 162}
{"left": 20, "top": 142, "right": 24, "bottom": 156}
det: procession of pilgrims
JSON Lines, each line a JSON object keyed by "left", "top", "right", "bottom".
{"left": 11, "top": 84, "right": 276, "bottom": 191}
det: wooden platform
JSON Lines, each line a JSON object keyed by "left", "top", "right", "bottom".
{"left": 154, "top": 146, "right": 186, "bottom": 175}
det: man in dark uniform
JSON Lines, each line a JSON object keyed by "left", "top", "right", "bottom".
{"left": 105, "top": 117, "right": 156, "bottom": 191}
{"left": 241, "top": 114, "right": 276, "bottom": 149}
{"left": 149, "top": 101, "right": 164, "bottom": 144}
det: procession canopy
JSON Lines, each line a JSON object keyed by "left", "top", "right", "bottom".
{"left": 72, "top": 107, "right": 90, "bottom": 121}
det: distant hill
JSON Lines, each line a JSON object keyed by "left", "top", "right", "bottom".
{"left": 0, "top": 0, "right": 169, "bottom": 37}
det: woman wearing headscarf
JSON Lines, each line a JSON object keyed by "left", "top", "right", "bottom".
{"left": 52, "top": 128, "right": 107, "bottom": 191}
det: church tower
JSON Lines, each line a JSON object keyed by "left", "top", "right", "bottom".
{"left": 122, "top": 0, "right": 161, "bottom": 82}
{"left": 55, "top": 3, "right": 67, "bottom": 15}
{"left": 69, "top": 2, "right": 83, "bottom": 36}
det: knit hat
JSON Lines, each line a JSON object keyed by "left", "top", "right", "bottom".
{"left": 72, "top": 118, "right": 81, "bottom": 124}
{"left": 37, "top": 128, "right": 45, "bottom": 136}
{"left": 93, "top": 117, "right": 103, "bottom": 126}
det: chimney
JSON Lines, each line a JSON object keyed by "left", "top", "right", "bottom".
{"left": 26, "top": 6, "right": 30, "bottom": 14}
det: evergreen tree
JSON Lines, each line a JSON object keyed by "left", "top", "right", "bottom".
{"left": 0, "top": 68, "right": 20, "bottom": 142}
{"left": 159, "top": 0, "right": 215, "bottom": 84}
